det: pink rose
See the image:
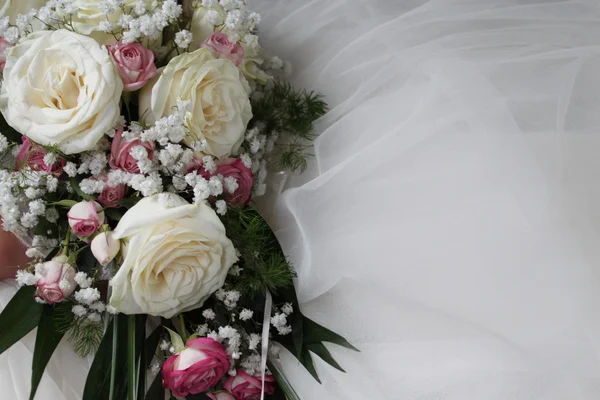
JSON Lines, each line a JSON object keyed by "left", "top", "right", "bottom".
{"left": 109, "top": 126, "right": 155, "bottom": 174}
{"left": 34, "top": 256, "right": 76, "bottom": 304}
{"left": 98, "top": 181, "right": 126, "bottom": 208}
{"left": 0, "top": 37, "right": 10, "bottom": 71}
{"left": 201, "top": 33, "right": 244, "bottom": 66}
{"left": 208, "top": 392, "right": 236, "bottom": 400}
{"left": 216, "top": 158, "right": 253, "bottom": 206}
{"left": 67, "top": 201, "right": 105, "bottom": 237}
{"left": 186, "top": 158, "right": 253, "bottom": 206}
{"left": 107, "top": 41, "right": 157, "bottom": 91}
{"left": 224, "top": 371, "right": 276, "bottom": 400}
{"left": 162, "top": 338, "right": 230, "bottom": 397}
{"left": 15, "top": 137, "right": 65, "bottom": 176}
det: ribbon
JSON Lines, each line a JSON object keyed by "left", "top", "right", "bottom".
{"left": 260, "top": 290, "right": 273, "bottom": 400}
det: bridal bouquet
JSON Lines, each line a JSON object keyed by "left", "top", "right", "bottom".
{"left": 0, "top": 1, "right": 355, "bottom": 399}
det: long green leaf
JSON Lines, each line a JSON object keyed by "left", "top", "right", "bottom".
{"left": 305, "top": 343, "right": 345, "bottom": 373}
{"left": 30, "top": 304, "right": 68, "bottom": 400}
{"left": 268, "top": 360, "right": 301, "bottom": 400}
{"left": 300, "top": 347, "right": 320, "bottom": 383}
{"left": 303, "top": 318, "right": 358, "bottom": 351}
{"left": 144, "top": 373, "right": 163, "bottom": 400}
{"left": 0, "top": 286, "right": 42, "bottom": 356}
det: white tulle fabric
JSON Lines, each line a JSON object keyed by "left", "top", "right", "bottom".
{"left": 251, "top": 0, "right": 600, "bottom": 398}
{"left": 0, "top": 281, "right": 91, "bottom": 399}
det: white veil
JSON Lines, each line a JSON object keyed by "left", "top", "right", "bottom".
{"left": 252, "top": 0, "right": 600, "bottom": 398}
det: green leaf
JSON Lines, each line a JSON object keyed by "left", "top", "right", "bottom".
{"left": 29, "top": 304, "right": 68, "bottom": 400}
{"left": 268, "top": 360, "right": 301, "bottom": 400}
{"left": 300, "top": 347, "right": 321, "bottom": 383}
{"left": 49, "top": 199, "right": 78, "bottom": 208}
{"left": 186, "top": 393, "right": 211, "bottom": 400}
{"left": 70, "top": 179, "right": 94, "bottom": 201}
{"left": 144, "top": 373, "right": 163, "bottom": 400}
{"left": 118, "top": 196, "right": 141, "bottom": 209}
{"left": 303, "top": 318, "right": 358, "bottom": 352}
{"left": 164, "top": 327, "right": 185, "bottom": 353}
{"left": 84, "top": 315, "right": 129, "bottom": 400}
{"left": 0, "top": 111, "right": 22, "bottom": 143}
{"left": 104, "top": 207, "right": 124, "bottom": 222}
{"left": 305, "top": 343, "right": 345, "bottom": 373}
{"left": 0, "top": 286, "right": 42, "bottom": 356}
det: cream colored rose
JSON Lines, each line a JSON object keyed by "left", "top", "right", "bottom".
{"left": 0, "top": 30, "right": 123, "bottom": 154}
{"left": 70, "top": 0, "right": 150, "bottom": 45}
{"left": 109, "top": 194, "right": 237, "bottom": 318}
{"left": 139, "top": 48, "right": 252, "bottom": 159}
{"left": 0, "top": 0, "right": 46, "bottom": 22}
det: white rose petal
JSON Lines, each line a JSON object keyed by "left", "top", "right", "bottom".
{"left": 109, "top": 193, "right": 237, "bottom": 318}
{"left": 139, "top": 48, "right": 252, "bottom": 159}
{"left": 0, "top": 30, "right": 123, "bottom": 154}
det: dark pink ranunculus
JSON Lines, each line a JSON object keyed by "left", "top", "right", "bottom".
{"left": 109, "top": 126, "right": 155, "bottom": 174}
{"left": 34, "top": 256, "right": 76, "bottom": 304}
{"left": 67, "top": 201, "right": 105, "bottom": 238}
{"left": 224, "top": 371, "right": 276, "bottom": 400}
{"left": 107, "top": 41, "right": 157, "bottom": 91}
{"left": 162, "top": 338, "right": 230, "bottom": 397}
{"left": 207, "top": 392, "right": 236, "bottom": 400}
{"left": 15, "top": 137, "right": 65, "bottom": 176}
{"left": 0, "top": 37, "right": 10, "bottom": 71}
{"left": 201, "top": 32, "right": 244, "bottom": 66}
{"left": 215, "top": 158, "right": 253, "bottom": 206}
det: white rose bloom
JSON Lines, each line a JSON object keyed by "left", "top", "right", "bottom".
{"left": 0, "top": 30, "right": 123, "bottom": 155}
{"left": 140, "top": 48, "right": 252, "bottom": 159}
{"left": 109, "top": 193, "right": 237, "bottom": 318}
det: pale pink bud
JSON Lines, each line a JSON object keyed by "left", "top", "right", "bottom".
{"left": 34, "top": 256, "right": 76, "bottom": 304}
{"left": 90, "top": 231, "right": 120, "bottom": 266}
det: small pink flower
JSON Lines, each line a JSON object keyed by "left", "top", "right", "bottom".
{"left": 34, "top": 256, "right": 76, "bottom": 304}
{"left": 186, "top": 158, "right": 253, "bottom": 206}
{"left": 208, "top": 392, "right": 236, "bottom": 400}
{"left": 67, "top": 201, "right": 105, "bottom": 238}
{"left": 98, "top": 180, "right": 126, "bottom": 208}
{"left": 107, "top": 41, "right": 157, "bottom": 91}
{"left": 15, "top": 137, "right": 65, "bottom": 176}
{"left": 162, "top": 338, "right": 230, "bottom": 397}
{"left": 201, "top": 32, "right": 244, "bottom": 66}
{"left": 0, "top": 37, "right": 10, "bottom": 71}
{"left": 109, "top": 126, "right": 155, "bottom": 174}
{"left": 224, "top": 370, "right": 276, "bottom": 400}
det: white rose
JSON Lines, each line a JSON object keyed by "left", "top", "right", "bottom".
{"left": 70, "top": 0, "right": 151, "bottom": 45}
{"left": 109, "top": 194, "right": 237, "bottom": 318}
{"left": 0, "top": 30, "right": 123, "bottom": 154}
{"left": 0, "top": 0, "right": 46, "bottom": 22}
{"left": 139, "top": 48, "right": 252, "bottom": 159}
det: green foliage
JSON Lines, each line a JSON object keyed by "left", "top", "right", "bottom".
{"left": 222, "top": 206, "right": 296, "bottom": 297}
{"left": 0, "top": 286, "right": 43, "bottom": 356}
{"left": 30, "top": 305, "right": 68, "bottom": 400}
{"left": 251, "top": 81, "right": 327, "bottom": 173}
{"left": 69, "top": 319, "right": 104, "bottom": 357}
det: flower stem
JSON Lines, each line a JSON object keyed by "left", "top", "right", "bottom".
{"left": 128, "top": 315, "right": 136, "bottom": 400}
{"left": 179, "top": 314, "right": 188, "bottom": 342}
{"left": 108, "top": 316, "right": 118, "bottom": 400}
{"left": 62, "top": 228, "right": 71, "bottom": 256}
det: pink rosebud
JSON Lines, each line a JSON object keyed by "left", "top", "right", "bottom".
{"left": 201, "top": 32, "right": 244, "bottom": 66}
{"left": 208, "top": 392, "right": 236, "bottom": 400}
{"left": 67, "top": 201, "right": 105, "bottom": 238}
{"left": 224, "top": 370, "right": 276, "bottom": 400}
{"left": 34, "top": 255, "right": 76, "bottom": 304}
{"left": 0, "top": 37, "right": 10, "bottom": 71}
{"left": 186, "top": 157, "right": 253, "bottom": 206}
{"left": 90, "top": 231, "right": 120, "bottom": 266}
{"left": 107, "top": 41, "right": 157, "bottom": 91}
{"left": 98, "top": 182, "right": 126, "bottom": 208}
{"left": 162, "top": 338, "right": 230, "bottom": 397}
{"left": 109, "top": 126, "right": 155, "bottom": 174}
{"left": 15, "top": 137, "right": 65, "bottom": 176}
